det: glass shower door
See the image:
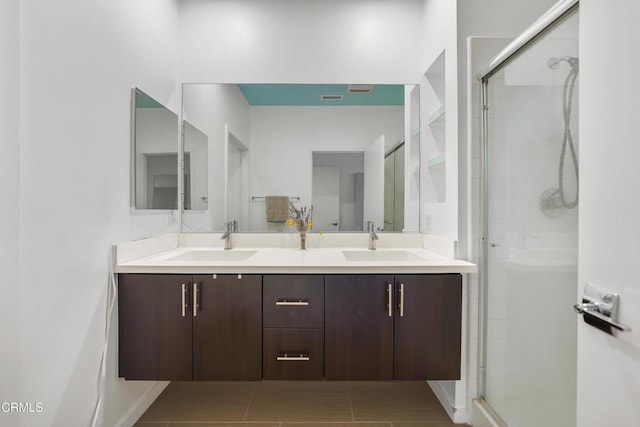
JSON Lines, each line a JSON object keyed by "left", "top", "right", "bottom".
{"left": 482, "top": 11, "right": 579, "bottom": 427}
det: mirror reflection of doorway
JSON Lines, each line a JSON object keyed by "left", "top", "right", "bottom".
{"left": 226, "top": 127, "right": 249, "bottom": 230}
{"left": 312, "top": 152, "right": 364, "bottom": 232}
{"left": 145, "top": 153, "right": 190, "bottom": 209}
{"left": 384, "top": 142, "right": 405, "bottom": 232}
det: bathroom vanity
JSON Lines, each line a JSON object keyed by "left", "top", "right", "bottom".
{"left": 114, "top": 233, "right": 476, "bottom": 383}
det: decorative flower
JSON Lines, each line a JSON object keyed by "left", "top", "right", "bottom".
{"left": 287, "top": 202, "right": 313, "bottom": 233}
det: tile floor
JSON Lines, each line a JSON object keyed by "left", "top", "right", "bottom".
{"left": 135, "top": 381, "right": 456, "bottom": 427}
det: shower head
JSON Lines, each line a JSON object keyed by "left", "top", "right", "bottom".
{"left": 548, "top": 56, "right": 579, "bottom": 70}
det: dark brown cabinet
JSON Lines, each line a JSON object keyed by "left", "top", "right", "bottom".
{"left": 263, "top": 275, "right": 324, "bottom": 380}
{"left": 118, "top": 274, "right": 193, "bottom": 380}
{"left": 394, "top": 274, "right": 462, "bottom": 380}
{"left": 193, "top": 274, "right": 262, "bottom": 380}
{"left": 325, "top": 274, "right": 462, "bottom": 381}
{"left": 325, "top": 274, "right": 394, "bottom": 380}
{"left": 118, "top": 274, "right": 262, "bottom": 381}
{"left": 119, "top": 272, "right": 462, "bottom": 382}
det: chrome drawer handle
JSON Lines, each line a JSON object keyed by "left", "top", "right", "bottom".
{"left": 277, "top": 353, "right": 310, "bottom": 361}
{"left": 275, "top": 300, "right": 309, "bottom": 306}
{"left": 387, "top": 283, "right": 392, "bottom": 317}
{"left": 181, "top": 283, "right": 188, "bottom": 317}
{"left": 193, "top": 283, "right": 199, "bottom": 317}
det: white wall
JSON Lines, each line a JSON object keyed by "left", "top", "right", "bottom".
{"left": 578, "top": 0, "right": 640, "bottom": 425}
{"left": 18, "top": 0, "right": 180, "bottom": 425}
{"left": 179, "top": 0, "right": 424, "bottom": 83}
{"left": 420, "top": 1, "right": 464, "bottom": 421}
{"left": 0, "top": 0, "right": 20, "bottom": 425}
{"left": 421, "top": 0, "right": 458, "bottom": 242}
{"left": 249, "top": 106, "right": 403, "bottom": 231}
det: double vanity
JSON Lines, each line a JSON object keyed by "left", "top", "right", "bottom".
{"left": 115, "top": 233, "right": 476, "bottom": 383}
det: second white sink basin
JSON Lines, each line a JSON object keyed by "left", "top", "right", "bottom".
{"left": 342, "top": 250, "right": 426, "bottom": 262}
{"left": 167, "top": 250, "right": 257, "bottom": 262}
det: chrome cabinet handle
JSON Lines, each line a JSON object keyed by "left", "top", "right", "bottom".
{"left": 277, "top": 353, "right": 310, "bottom": 361}
{"left": 181, "top": 283, "right": 188, "bottom": 317}
{"left": 276, "top": 300, "right": 309, "bottom": 306}
{"left": 399, "top": 283, "right": 405, "bottom": 317}
{"left": 193, "top": 283, "right": 199, "bottom": 317}
{"left": 387, "top": 283, "right": 392, "bottom": 317}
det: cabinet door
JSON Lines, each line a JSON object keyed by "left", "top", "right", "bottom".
{"left": 325, "top": 274, "right": 394, "bottom": 380}
{"left": 192, "top": 274, "right": 262, "bottom": 380}
{"left": 118, "top": 274, "right": 193, "bottom": 380}
{"left": 394, "top": 274, "right": 462, "bottom": 380}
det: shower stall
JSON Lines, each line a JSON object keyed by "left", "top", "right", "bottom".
{"left": 478, "top": 1, "right": 579, "bottom": 426}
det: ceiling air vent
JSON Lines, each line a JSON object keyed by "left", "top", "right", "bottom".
{"left": 347, "top": 84, "right": 374, "bottom": 94}
{"left": 320, "top": 95, "right": 343, "bottom": 101}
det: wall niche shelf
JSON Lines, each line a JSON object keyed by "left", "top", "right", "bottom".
{"left": 424, "top": 49, "right": 446, "bottom": 203}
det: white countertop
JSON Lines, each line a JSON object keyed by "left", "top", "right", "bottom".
{"left": 114, "top": 233, "right": 477, "bottom": 275}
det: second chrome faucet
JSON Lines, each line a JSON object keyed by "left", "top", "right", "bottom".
{"left": 367, "top": 220, "right": 379, "bottom": 250}
{"left": 222, "top": 220, "right": 238, "bottom": 250}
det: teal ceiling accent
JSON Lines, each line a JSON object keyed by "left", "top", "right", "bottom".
{"left": 237, "top": 84, "right": 404, "bottom": 106}
{"left": 135, "top": 90, "right": 164, "bottom": 108}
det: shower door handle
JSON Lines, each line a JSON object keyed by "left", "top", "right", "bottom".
{"left": 574, "top": 284, "right": 632, "bottom": 334}
{"left": 574, "top": 303, "right": 631, "bottom": 332}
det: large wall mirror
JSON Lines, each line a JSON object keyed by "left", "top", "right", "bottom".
{"left": 181, "top": 84, "right": 421, "bottom": 233}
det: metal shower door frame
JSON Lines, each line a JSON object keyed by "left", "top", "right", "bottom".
{"left": 477, "top": 0, "right": 580, "bottom": 401}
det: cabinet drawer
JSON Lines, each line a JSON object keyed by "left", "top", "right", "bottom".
{"left": 263, "top": 328, "right": 324, "bottom": 380}
{"left": 263, "top": 275, "right": 324, "bottom": 328}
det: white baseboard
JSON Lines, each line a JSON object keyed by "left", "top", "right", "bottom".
{"left": 472, "top": 399, "right": 505, "bottom": 427}
{"left": 115, "top": 381, "right": 169, "bottom": 427}
{"left": 428, "top": 381, "right": 468, "bottom": 424}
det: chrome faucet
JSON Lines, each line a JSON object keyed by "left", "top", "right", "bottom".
{"left": 367, "top": 220, "right": 379, "bottom": 250}
{"left": 221, "top": 220, "right": 238, "bottom": 250}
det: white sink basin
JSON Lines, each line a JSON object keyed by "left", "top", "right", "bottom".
{"left": 167, "top": 250, "right": 257, "bottom": 262}
{"left": 342, "top": 250, "right": 426, "bottom": 262}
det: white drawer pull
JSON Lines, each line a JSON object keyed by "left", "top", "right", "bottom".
{"left": 277, "top": 353, "right": 310, "bottom": 361}
{"left": 275, "top": 300, "right": 309, "bottom": 306}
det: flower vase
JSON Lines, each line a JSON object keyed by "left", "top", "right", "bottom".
{"left": 299, "top": 230, "right": 306, "bottom": 250}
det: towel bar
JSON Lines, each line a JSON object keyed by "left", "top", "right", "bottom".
{"left": 252, "top": 196, "right": 300, "bottom": 201}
